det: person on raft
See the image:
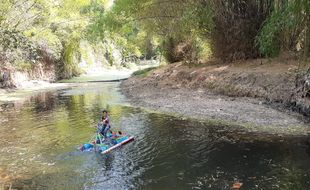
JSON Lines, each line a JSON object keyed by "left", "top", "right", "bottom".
{"left": 98, "top": 110, "right": 111, "bottom": 138}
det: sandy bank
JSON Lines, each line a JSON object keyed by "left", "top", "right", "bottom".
{"left": 121, "top": 60, "right": 310, "bottom": 135}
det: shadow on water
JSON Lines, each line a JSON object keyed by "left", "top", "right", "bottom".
{"left": 0, "top": 82, "right": 309, "bottom": 190}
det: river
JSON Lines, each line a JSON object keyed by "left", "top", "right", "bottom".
{"left": 0, "top": 82, "right": 309, "bottom": 190}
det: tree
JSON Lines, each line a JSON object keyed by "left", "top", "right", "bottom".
{"left": 256, "top": 0, "right": 310, "bottom": 60}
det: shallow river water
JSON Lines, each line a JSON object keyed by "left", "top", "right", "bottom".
{"left": 0, "top": 82, "right": 309, "bottom": 190}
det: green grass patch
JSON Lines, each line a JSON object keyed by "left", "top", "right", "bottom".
{"left": 132, "top": 67, "right": 158, "bottom": 77}
{"left": 14, "top": 60, "right": 33, "bottom": 72}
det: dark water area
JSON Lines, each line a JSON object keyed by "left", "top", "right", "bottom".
{"left": 0, "top": 82, "right": 309, "bottom": 190}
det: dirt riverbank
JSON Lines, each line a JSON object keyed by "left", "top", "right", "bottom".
{"left": 121, "top": 58, "right": 310, "bottom": 135}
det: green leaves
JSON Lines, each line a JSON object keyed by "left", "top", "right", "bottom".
{"left": 87, "top": 0, "right": 215, "bottom": 61}
{"left": 1, "top": 0, "right": 309, "bottom": 76}
{"left": 0, "top": 0, "right": 100, "bottom": 78}
{"left": 255, "top": 10, "right": 282, "bottom": 57}
{"left": 256, "top": 0, "right": 310, "bottom": 58}
{"left": 0, "top": 28, "right": 40, "bottom": 65}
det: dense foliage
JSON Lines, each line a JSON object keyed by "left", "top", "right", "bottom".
{"left": 90, "top": 0, "right": 310, "bottom": 62}
{"left": 0, "top": 0, "right": 309, "bottom": 81}
{"left": 256, "top": 0, "right": 310, "bottom": 59}
{"left": 0, "top": 0, "right": 111, "bottom": 79}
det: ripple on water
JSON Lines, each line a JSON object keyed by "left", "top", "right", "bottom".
{"left": 0, "top": 83, "right": 309, "bottom": 190}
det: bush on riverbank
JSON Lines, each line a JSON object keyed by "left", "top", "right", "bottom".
{"left": 132, "top": 67, "right": 158, "bottom": 77}
{"left": 1, "top": 1, "right": 309, "bottom": 89}
{"left": 0, "top": 1, "right": 138, "bottom": 87}
{"left": 91, "top": 0, "right": 310, "bottom": 63}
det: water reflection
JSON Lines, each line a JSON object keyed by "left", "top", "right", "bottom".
{"left": 0, "top": 82, "right": 309, "bottom": 190}
{"left": 307, "top": 140, "right": 310, "bottom": 156}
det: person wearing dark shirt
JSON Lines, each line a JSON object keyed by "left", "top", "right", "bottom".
{"left": 100, "top": 110, "right": 110, "bottom": 138}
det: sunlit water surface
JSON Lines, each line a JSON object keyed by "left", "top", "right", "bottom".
{"left": 0, "top": 82, "right": 309, "bottom": 190}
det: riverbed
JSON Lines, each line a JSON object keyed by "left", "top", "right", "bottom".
{"left": 0, "top": 82, "right": 309, "bottom": 190}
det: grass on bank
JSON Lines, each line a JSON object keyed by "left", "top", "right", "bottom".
{"left": 132, "top": 67, "right": 158, "bottom": 77}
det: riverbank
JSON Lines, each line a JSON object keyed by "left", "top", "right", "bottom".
{"left": 121, "top": 58, "right": 310, "bottom": 135}
{"left": 0, "top": 61, "right": 159, "bottom": 104}
{"left": 0, "top": 68, "right": 127, "bottom": 104}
